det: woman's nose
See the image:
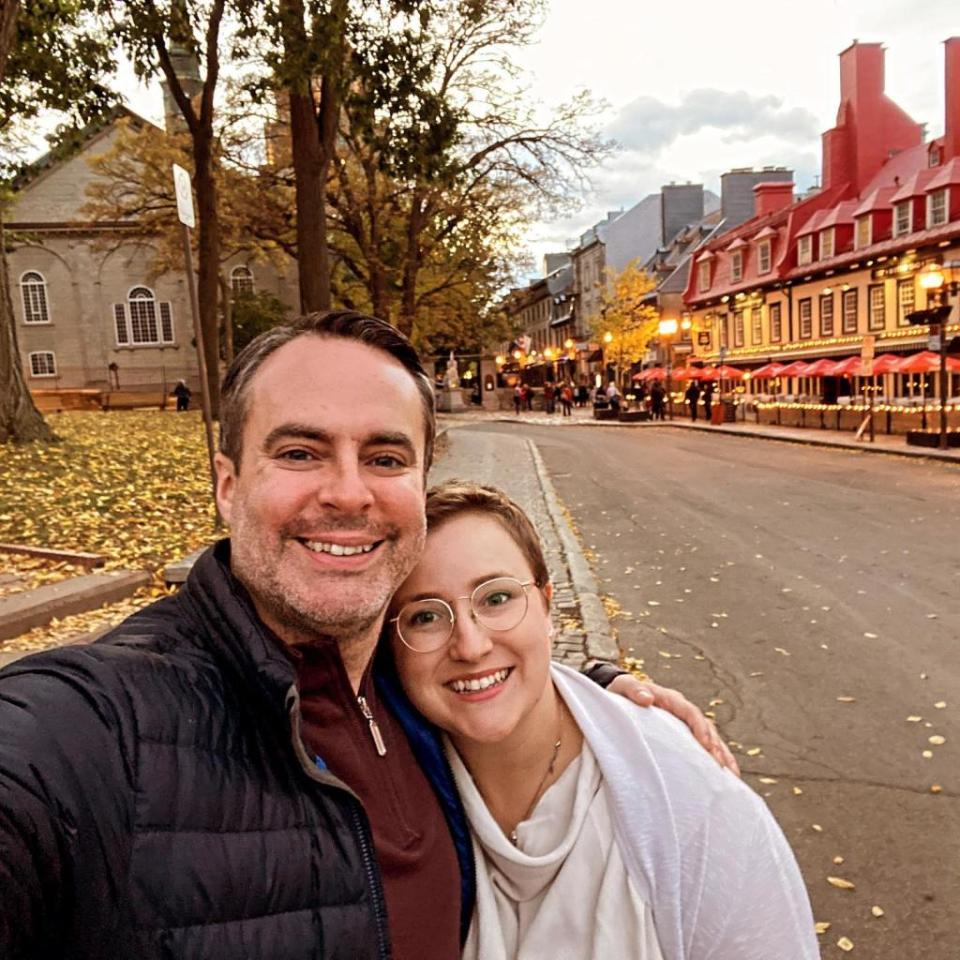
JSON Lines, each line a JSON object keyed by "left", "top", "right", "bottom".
{"left": 448, "top": 605, "right": 493, "bottom": 662}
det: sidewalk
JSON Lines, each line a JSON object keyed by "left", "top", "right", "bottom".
{"left": 439, "top": 406, "right": 960, "bottom": 465}
{"left": 431, "top": 426, "right": 618, "bottom": 669}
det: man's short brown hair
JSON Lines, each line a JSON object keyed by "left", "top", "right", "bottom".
{"left": 424, "top": 480, "right": 549, "bottom": 588}
{"left": 219, "top": 310, "right": 436, "bottom": 471}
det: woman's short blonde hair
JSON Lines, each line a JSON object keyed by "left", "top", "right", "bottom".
{"left": 424, "top": 480, "right": 549, "bottom": 588}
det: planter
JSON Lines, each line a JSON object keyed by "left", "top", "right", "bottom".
{"left": 618, "top": 410, "right": 650, "bottom": 422}
{"left": 593, "top": 408, "right": 618, "bottom": 421}
{"left": 906, "top": 430, "right": 960, "bottom": 448}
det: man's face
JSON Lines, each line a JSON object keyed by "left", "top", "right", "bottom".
{"left": 215, "top": 336, "right": 428, "bottom": 644}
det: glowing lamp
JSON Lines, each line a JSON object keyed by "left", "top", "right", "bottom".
{"left": 603, "top": 332, "right": 614, "bottom": 344}
{"left": 659, "top": 318, "right": 679, "bottom": 336}
{"left": 920, "top": 265, "right": 946, "bottom": 290}
{"left": 564, "top": 338, "right": 574, "bottom": 349}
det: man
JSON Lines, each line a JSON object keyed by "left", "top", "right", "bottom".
{"left": 0, "top": 311, "right": 731, "bottom": 959}
{"left": 172, "top": 378, "right": 192, "bottom": 411}
{"left": 685, "top": 379, "right": 701, "bottom": 421}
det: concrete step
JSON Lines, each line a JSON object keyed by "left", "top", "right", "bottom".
{"left": 0, "top": 570, "right": 151, "bottom": 641}
{"left": 164, "top": 549, "right": 205, "bottom": 586}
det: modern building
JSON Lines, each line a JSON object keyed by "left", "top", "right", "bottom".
{"left": 683, "top": 38, "right": 960, "bottom": 401}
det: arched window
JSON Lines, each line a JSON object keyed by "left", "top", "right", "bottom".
{"left": 20, "top": 271, "right": 50, "bottom": 324}
{"left": 113, "top": 286, "right": 174, "bottom": 345}
{"left": 231, "top": 265, "right": 255, "bottom": 298}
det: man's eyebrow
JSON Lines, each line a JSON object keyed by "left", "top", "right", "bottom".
{"left": 365, "top": 432, "right": 418, "bottom": 461}
{"left": 262, "top": 423, "right": 333, "bottom": 450}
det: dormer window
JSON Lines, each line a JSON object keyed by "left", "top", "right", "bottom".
{"left": 730, "top": 250, "right": 744, "bottom": 283}
{"left": 819, "top": 228, "right": 835, "bottom": 259}
{"left": 855, "top": 215, "right": 871, "bottom": 249}
{"left": 929, "top": 145, "right": 943, "bottom": 168}
{"left": 697, "top": 259, "right": 711, "bottom": 293}
{"left": 797, "top": 235, "right": 812, "bottom": 266}
{"left": 893, "top": 201, "right": 912, "bottom": 237}
{"left": 928, "top": 188, "right": 948, "bottom": 227}
{"left": 757, "top": 239, "right": 772, "bottom": 274}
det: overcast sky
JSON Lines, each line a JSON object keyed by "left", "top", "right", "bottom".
{"left": 117, "top": 0, "right": 958, "bottom": 276}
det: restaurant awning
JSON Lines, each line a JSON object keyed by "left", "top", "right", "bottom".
{"left": 750, "top": 362, "right": 786, "bottom": 379}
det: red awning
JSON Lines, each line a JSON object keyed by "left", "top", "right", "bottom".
{"left": 778, "top": 360, "right": 811, "bottom": 377}
{"left": 895, "top": 351, "right": 960, "bottom": 374}
{"left": 828, "top": 356, "right": 860, "bottom": 376}
{"left": 750, "top": 362, "right": 786, "bottom": 379}
{"left": 696, "top": 365, "right": 719, "bottom": 381}
{"left": 800, "top": 358, "right": 840, "bottom": 377}
{"left": 714, "top": 364, "right": 745, "bottom": 380}
{"left": 672, "top": 367, "right": 701, "bottom": 381}
{"left": 870, "top": 353, "right": 905, "bottom": 375}
{"left": 634, "top": 367, "right": 667, "bottom": 381}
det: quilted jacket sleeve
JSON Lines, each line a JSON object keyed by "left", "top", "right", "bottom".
{"left": 0, "top": 651, "right": 135, "bottom": 958}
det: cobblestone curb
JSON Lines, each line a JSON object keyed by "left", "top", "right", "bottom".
{"left": 525, "top": 439, "right": 618, "bottom": 662}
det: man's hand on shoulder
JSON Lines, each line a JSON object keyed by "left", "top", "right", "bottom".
{"left": 584, "top": 662, "right": 740, "bottom": 776}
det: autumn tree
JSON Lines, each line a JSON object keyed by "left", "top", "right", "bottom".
{"left": 98, "top": 0, "right": 248, "bottom": 414}
{"left": 594, "top": 260, "right": 660, "bottom": 383}
{"left": 0, "top": 0, "right": 114, "bottom": 443}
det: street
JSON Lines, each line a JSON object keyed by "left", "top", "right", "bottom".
{"left": 457, "top": 421, "right": 960, "bottom": 959}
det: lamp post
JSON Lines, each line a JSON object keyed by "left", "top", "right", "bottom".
{"left": 917, "top": 263, "right": 958, "bottom": 449}
{"left": 659, "top": 317, "right": 679, "bottom": 420}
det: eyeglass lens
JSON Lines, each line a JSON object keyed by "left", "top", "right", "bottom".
{"left": 396, "top": 577, "right": 529, "bottom": 651}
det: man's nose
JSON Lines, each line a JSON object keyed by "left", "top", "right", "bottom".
{"left": 317, "top": 457, "right": 375, "bottom": 513}
{"left": 448, "top": 603, "right": 493, "bottom": 662}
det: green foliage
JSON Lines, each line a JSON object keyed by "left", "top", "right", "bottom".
{"left": 230, "top": 290, "right": 289, "bottom": 352}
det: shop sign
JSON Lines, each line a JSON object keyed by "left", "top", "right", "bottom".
{"left": 697, "top": 331, "right": 711, "bottom": 345}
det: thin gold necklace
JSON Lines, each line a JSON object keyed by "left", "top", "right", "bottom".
{"left": 508, "top": 706, "right": 564, "bottom": 847}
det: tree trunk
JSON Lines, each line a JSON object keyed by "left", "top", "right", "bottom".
{"left": 192, "top": 129, "right": 222, "bottom": 416}
{"left": 0, "top": 222, "right": 57, "bottom": 443}
{"left": 289, "top": 88, "right": 330, "bottom": 313}
{"left": 397, "top": 189, "right": 426, "bottom": 338}
{"left": 0, "top": 0, "right": 19, "bottom": 80}
{"left": 218, "top": 272, "right": 234, "bottom": 366}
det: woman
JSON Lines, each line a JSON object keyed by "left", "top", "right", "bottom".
{"left": 387, "top": 481, "right": 818, "bottom": 960}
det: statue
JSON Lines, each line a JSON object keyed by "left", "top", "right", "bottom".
{"left": 445, "top": 351, "right": 460, "bottom": 389}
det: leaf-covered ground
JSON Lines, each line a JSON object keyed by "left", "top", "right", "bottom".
{"left": 1, "top": 411, "right": 219, "bottom": 653}
{"left": 0, "top": 410, "right": 219, "bottom": 571}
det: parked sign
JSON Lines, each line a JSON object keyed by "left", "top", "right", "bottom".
{"left": 172, "top": 164, "right": 195, "bottom": 229}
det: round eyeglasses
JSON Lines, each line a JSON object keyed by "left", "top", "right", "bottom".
{"left": 390, "top": 576, "right": 535, "bottom": 653}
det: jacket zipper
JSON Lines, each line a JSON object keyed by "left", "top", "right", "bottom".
{"left": 357, "top": 695, "right": 387, "bottom": 756}
{"left": 286, "top": 686, "right": 391, "bottom": 959}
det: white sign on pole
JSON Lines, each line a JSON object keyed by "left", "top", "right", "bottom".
{"left": 172, "top": 163, "right": 196, "bottom": 229}
{"left": 860, "top": 334, "right": 876, "bottom": 376}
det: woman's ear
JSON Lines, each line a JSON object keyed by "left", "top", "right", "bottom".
{"left": 542, "top": 582, "right": 554, "bottom": 605}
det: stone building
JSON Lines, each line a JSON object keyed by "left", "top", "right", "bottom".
{"left": 9, "top": 100, "right": 298, "bottom": 394}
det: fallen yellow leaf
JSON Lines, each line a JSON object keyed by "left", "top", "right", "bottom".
{"left": 930, "top": 784, "right": 942, "bottom": 794}
{"left": 827, "top": 876, "right": 856, "bottom": 890}
{"left": 758, "top": 777, "right": 778, "bottom": 784}
{"left": 871, "top": 905, "right": 884, "bottom": 918}
{"left": 837, "top": 936, "right": 854, "bottom": 952}
{"left": 836, "top": 696, "right": 856, "bottom": 703}
{"left": 793, "top": 786, "right": 803, "bottom": 795}
{"left": 832, "top": 855, "right": 844, "bottom": 864}
{"left": 814, "top": 921, "right": 831, "bottom": 934}
{"left": 746, "top": 747, "right": 762, "bottom": 756}
{"left": 929, "top": 735, "right": 946, "bottom": 745}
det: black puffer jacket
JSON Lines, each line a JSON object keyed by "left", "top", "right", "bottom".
{"left": 0, "top": 542, "right": 472, "bottom": 959}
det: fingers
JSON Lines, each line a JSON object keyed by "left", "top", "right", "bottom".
{"left": 606, "top": 674, "right": 655, "bottom": 706}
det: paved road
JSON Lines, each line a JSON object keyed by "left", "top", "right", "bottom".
{"left": 455, "top": 422, "right": 960, "bottom": 960}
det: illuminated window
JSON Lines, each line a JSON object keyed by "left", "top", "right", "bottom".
{"left": 819, "top": 293, "right": 834, "bottom": 336}
{"left": 733, "top": 310, "right": 744, "bottom": 347}
{"left": 769, "top": 302, "right": 782, "bottom": 342}
{"left": 799, "top": 298, "right": 812, "bottom": 338}
{"left": 751, "top": 307, "right": 763, "bottom": 344}
{"left": 842, "top": 289, "right": 858, "bottom": 334}
{"left": 20, "top": 271, "right": 50, "bottom": 324}
{"left": 868, "top": 284, "right": 886, "bottom": 331}
{"left": 897, "top": 278, "right": 915, "bottom": 327}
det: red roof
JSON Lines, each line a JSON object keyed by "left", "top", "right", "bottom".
{"left": 927, "top": 157, "right": 960, "bottom": 191}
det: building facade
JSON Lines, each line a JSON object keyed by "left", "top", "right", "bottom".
{"left": 683, "top": 40, "right": 960, "bottom": 390}
{"left": 9, "top": 109, "right": 298, "bottom": 395}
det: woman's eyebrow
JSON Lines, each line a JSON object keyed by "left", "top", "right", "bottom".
{"left": 400, "top": 573, "right": 518, "bottom": 603}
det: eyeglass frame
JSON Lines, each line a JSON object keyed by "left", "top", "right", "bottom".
{"left": 389, "top": 576, "right": 540, "bottom": 653}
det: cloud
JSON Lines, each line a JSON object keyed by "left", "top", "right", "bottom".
{"left": 608, "top": 88, "right": 820, "bottom": 153}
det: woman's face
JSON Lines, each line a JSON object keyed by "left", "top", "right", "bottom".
{"left": 388, "top": 512, "right": 554, "bottom": 746}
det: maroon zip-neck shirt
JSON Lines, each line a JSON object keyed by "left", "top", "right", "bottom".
{"left": 290, "top": 640, "right": 461, "bottom": 960}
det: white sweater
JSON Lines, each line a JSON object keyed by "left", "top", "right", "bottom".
{"left": 453, "top": 663, "right": 819, "bottom": 960}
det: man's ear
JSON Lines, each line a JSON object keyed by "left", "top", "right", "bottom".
{"left": 214, "top": 452, "right": 237, "bottom": 524}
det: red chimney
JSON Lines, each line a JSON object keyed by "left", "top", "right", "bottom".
{"left": 944, "top": 38, "right": 960, "bottom": 161}
{"left": 753, "top": 181, "right": 794, "bottom": 217}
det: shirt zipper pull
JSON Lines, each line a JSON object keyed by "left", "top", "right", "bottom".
{"left": 357, "top": 695, "right": 387, "bottom": 756}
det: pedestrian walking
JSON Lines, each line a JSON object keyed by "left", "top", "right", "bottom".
{"left": 513, "top": 383, "right": 523, "bottom": 414}
{"left": 702, "top": 380, "right": 714, "bottom": 422}
{"left": 544, "top": 382, "right": 556, "bottom": 414}
{"left": 650, "top": 380, "right": 666, "bottom": 420}
{"left": 685, "top": 381, "right": 701, "bottom": 421}
{"left": 560, "top": 381, "right": 574, "bottom": 416}
{"left": 577, "top": 379, "right": 589, "bottom": 407}
{"left": 523, "top": 383, "right": 534, "bottom": 411}
{"left": 172, "top": 379, "right": 191, "bottom": 411}
{"left": 0, "top": 311, "right": 730, "bottom": 960}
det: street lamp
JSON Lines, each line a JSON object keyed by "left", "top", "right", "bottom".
{"left": 916, "top": 263, "right": 958, "bottom": 448}
{"left": 659, "top": 318, "right": 679, "bottom": 419}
